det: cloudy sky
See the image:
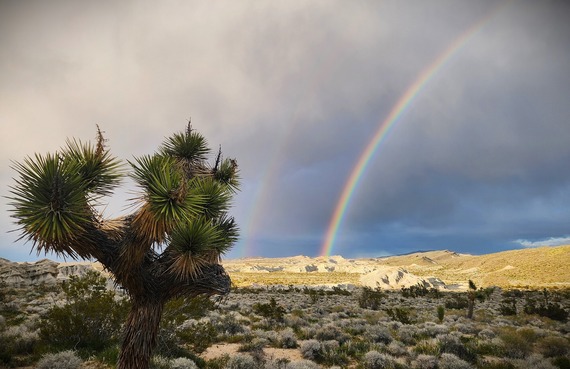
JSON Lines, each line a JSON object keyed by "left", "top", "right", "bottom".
{"left": 1, "top": 0, "right": 569, "bottom": 262}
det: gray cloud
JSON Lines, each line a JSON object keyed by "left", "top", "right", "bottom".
{"left": 1, "top": 0, "right": 569, "bottom": 261}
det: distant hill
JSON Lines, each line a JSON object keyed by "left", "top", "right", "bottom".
{"left": 382, "top": 245, "right": 570, "bottom": 289}
{"left": 1, "top": 245, "right": 568, "bottom": 290}
{"left": 224, "top": 245, "right": 570, "bottom": 289}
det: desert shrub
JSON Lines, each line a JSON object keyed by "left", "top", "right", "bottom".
{"left": 386, "top": 307, "right": 414, "bottom": 324}
{"left": 413, "top": 354, "right": 437, "bottom": 369}
{"left": 342, "top": 339, "right": 375, "bottom": 360}
{"left": 472, "top": 337, "right": 504, "bottom": 357}
{"left": 438, "top": 353, "right": 474, "bottom": 369}
{"left": 263, "top": 358, "right": 290, "bottom": 369}
{"left": 498, "top": 329, "right": 532, "bottom": 359}
{"left": 478, "top": 328, "right": 496, "bottom": 339}
{"left": 397, "top": 324, "right": 419, "bottom": 345}
{"left": 536, "top": 336, "right": 570, "bottom": 358}
{"left": 300, "top": 339, "right": 322, "bottom": 361}
{"left": 206, "top": 355, "right": 230, "bottom": 369}
{"left": 40, "top": 270, "right": 129, "bottom": 353}
{"left": 224, "top": 353, "right": 256, "bottom": 369}
{"left": 216, "top": 313, "right": 247, "bottom": 336}
{"left": 366, "top": 325, "right": 393, "bottom": 344}
{"left": 316, "top": 324, "right": 349, "bottom": 343}
{"left": 437, "top": 334, "right": 476, "bottom": 363}
{"left": 524, "top": 297, "right": 569, "bottom": 322}
{"left": 402, "top": 283, "right": 429, "bottom": 298}
{"left": 253, "top": 297, "right": 285, "bottom": 323}
{"left": 171, "top": 357, "right": 200, "bottom": 369}
{"left": 286, "top": 360, "right": 320, "bottom": 369}
{"left": 363, "top": 350, "right": 396, "bottom": 369}
{"left": 359, "top": 287, "right": 385, "bottom": 310}
{"left": 150, "top": 355, "right": 171, "bottom": 369}
{"left": 36, "top": 350, "right": 82, "bottom": 369}
{"left": 445, "top": 294, "right": 469, "bottom": 310}
{"left": 176, "top": 321, "right": 218, "bottom": 353}
{"left": 387, "top": 340, "right": 407, "bottom": 357}
{"left": 499, "top": 298, "right": 517, "bottom": 316}
{"left": 414, "top": 339, "right": 441, "bottom": 356}
{"left": 421, "top": 322, "right": 448, "bottom": 338}
{"left": 278, "top": 328, "right": 297, "bottom": 348}
{"left": 319, "top": 340, "right": 349, "bottom": 366}
{"left": 238, "top": 337, "right": 267, "bottom": 354}
{"left": 0, "top": 324, "right": 39, "bottom": 359}
{"left": 512, "top": 354, "right": 557, "bottom": 369}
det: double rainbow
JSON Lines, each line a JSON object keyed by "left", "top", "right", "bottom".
{"left": 320, "top": 2, "right": 510, "bottom": 257}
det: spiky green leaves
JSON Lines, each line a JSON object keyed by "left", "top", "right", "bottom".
{"left": 166, "top": 218, "right": 223, "bottom": 280}
{"left": 166, "top": 215, "right": 237, "bottom": 280}
{"left": 9, "top": 153, "right": 91, "bottom": 257}
{"left": 213, "top": 158, "right": 239, "bottom": 193}
{"left": 8, "top": 127, "right": 123, "bottom": 259}
{"left": 63, "top": 138, "right": 122, "bottom": 199}
{"left": 160, "top": 129, "right": 209, "bottom": 164}
{"left": 130, "top": 155, "right": 205, "bottom": 243}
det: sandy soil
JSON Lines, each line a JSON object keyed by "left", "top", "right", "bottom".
{"left": 200, "top": 343, "right": 304, "bottom": 362}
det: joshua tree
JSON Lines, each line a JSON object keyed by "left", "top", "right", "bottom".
{"left": 467, "top": 279, "right": 477, "bottom": 319}
{"left": 8, "top": 123, "right": 239, "bottom": 369}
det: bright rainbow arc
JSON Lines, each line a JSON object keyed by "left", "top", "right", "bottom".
{"left": 320, "top": 3, "right": 509, "bottom": 257}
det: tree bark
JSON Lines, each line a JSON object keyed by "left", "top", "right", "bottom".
{"left": 117, "top": 299, "right": 165, "bottom": 369}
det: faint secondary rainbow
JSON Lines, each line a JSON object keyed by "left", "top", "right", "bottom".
{"left": 320, "top": 2, "right": 509, "bottom": 257}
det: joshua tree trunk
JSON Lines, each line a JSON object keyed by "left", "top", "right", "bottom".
{"left": 118, "top": 299, "right": 165, "bottom": 369}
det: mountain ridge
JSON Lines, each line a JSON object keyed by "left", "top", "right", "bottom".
{"left": 1, "top": 245, "right": 568, "bottom": 290}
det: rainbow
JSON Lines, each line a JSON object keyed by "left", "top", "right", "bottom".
{"left": 320, "top": 2, "right": 510, "bottom": 257}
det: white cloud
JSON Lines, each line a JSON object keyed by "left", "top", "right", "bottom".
{"left": 514, "top": 237, "right": 570, "bottom": 248}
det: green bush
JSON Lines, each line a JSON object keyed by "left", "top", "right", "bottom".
{"left": 359, "top": 287, "right": 385, "bottom": 310}
{"left": 39, "top": 270, "right": 129, "bottom": 353}
{"left": 445, "top": 294, "right": 469, "bottom": 310}
{"left": 385, "top": 307, "right": 414, "bottom": 324}
{"left": 253, "top": 297, "right": 285, "bottom": 322}
{"left": 176, "top": 322, "right": 218, "bottom": 354}
{"left": 499, "top": 298, "right": 517, "bottom": 316}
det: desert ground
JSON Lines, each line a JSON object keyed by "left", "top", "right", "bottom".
{"left": 1, "top": 246, "right": 569, "bottom": 369}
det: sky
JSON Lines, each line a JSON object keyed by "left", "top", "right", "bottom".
{"left": 1, "top": 0, "right": 570, "bottom": 262}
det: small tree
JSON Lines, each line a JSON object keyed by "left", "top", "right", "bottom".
{"left": 9, "top": 123, "right": 239, "bottom": 369}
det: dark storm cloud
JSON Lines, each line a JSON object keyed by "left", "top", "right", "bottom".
{"left": 338, "top": 1, "right": 570, "bottom": 256}
{"left": 1, "top": 0, "right": 569, "bottom": 261}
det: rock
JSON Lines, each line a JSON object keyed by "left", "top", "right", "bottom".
{"left": 359, "top": 266, "right": 446, "bottom": 290}
{"left": 0, "top": 259, "right": 111, "bottom": 288}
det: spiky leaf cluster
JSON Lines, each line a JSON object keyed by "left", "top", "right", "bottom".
{"left": 129, "top": 125, "right": 239, "bottom": 279}
{"left": 8, "top": 130, "right": 122, "bottom": 258}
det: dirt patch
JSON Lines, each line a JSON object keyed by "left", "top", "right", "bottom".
{"left": 200, "top": 343, "right": 303, "bottom": 362}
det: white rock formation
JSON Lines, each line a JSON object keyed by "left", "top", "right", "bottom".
{"left": 359, "top": 266, "right": 446, "bottom": 290}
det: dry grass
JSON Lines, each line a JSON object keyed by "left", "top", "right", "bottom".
{"left": 227, "top": 245, "right": 570, "bottom": 289}
{"left": 387, "top": 245, "right": 570, "bottom": 288}
{"left": 228, "top": 271, "right": 361, "bottom": 287}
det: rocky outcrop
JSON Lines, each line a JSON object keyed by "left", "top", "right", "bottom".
{"left": 0, "top": 258, "right": 109, "bottom": 288}
{"left": 359, "top": 266, "right": 446, "bottom": 290}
